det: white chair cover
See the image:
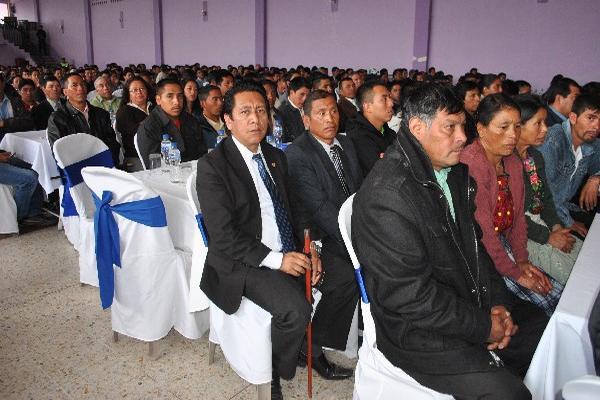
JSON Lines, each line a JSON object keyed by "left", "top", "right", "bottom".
{"left": 562, "top": 375, "right": 600, "bottom": 400}
{"left": 53, "top": 134, "right": 113, "bottom": 287}
{"left": 185, "top": 171, "right": 210, "bottom": 312}
{"left": 134, "top": 133, "right": 146, "bottom": 170}
{"left": 82, "top": 166, "right": 207, "bottom": 341}
{"left": 0, "top": 184, "right": 18, "bottom": 234}
{"left": 58, "top": 184, "right": 80, "bottom": 248}
{"left": 338, "top": 195, "right": 453, "bottom": 400}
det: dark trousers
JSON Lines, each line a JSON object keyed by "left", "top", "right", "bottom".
{"left": 312, "top": 250, "right": 360, "bottom": 350}
{"left": 408, "top": 297, "right": 548, "bottom": 400}
{"left": 243, "top": 266, "right": 311, "bottom": 380}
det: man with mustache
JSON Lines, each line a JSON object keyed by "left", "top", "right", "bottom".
{"left": 346, "top": 80, "right": 396, "bottom": 177}
{"left": 352, "top": 84, "right": 546, "bottom": 399}
{"left": 537, "top": 93, "right": 600, "bottom": 233}
{"left": 137, "top": 78, "right": 207, "bottom": 167}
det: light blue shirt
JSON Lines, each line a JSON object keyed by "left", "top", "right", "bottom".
{"left": 434, "top": 167, "right": 456, "bottom": 222}
{"left": 0, "top": 95, "right": 14, "bottom": 120}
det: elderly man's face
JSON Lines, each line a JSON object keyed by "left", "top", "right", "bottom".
{"left": 410, "top": 109, "right": 467, "bottom": 171}
{"left": 63, "top": 75, "right": 87, "bottom": 104}
{"left": 303, "top": 96, "right": 340, "bottom": 143}
{"left": 95, "top": 78, "right": 112, "bottom": 100}
{"left": 43, "top": 80, "right": 62, "bottom": 101}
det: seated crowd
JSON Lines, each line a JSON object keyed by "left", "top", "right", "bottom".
{"left": 1, "top": 61, "right": 599, "bottom": 399}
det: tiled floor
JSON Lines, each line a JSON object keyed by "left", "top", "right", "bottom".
{"left": 0, "top": 227, "right": 356, "bottom": 399}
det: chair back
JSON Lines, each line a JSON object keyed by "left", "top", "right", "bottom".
{"left": 81, "top": 166, "right": 177, "bottom": 340}
{"left": 134, "top": 133, "right": 146, "bottom": 170}
{"left": 53, "top": 134, "right": 113, "bottom": 218}
{"left": 185, "top": 171, "right": 210, "bottom": 312}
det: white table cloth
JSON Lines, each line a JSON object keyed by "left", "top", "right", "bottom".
{"left": 524, "top": 214, "right": 600, "bottom": 400}
{"left": 0, "top": 130, "right": 61, "bottom": 193}
{"left": 132, "top": 164, "right": 196, "bottom": 253}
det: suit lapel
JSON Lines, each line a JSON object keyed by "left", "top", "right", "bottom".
{"left": 223, "top": 137, "right": 261, "bottom": 208}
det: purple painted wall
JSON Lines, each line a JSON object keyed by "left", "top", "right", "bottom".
{"left": 9, "top": 0, "right": 37, "bottom": 22}
{"left": 161, "top": 0, "right": 256, "bottom": 66}
{"left": 266, "top": 0, "right": 415, "bottom": 70}
{"left": 90, "top": 0, "right": 156, "bottom": 67}
{"left": 38, "top": 0, "right": 88, "bottom": 66}
{"left": 428, "top": 0, "right": 600, "bottom": 92}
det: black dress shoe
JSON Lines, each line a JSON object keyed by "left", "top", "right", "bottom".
{"left": 271, "top": 375, "right": 283, "bottom": 400}
{"left": 298, "top": 351, "right": 353, "bottom": 380}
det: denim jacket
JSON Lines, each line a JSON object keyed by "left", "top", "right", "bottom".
{"left": 536, "top": 119, "right": 599, "bottom": 226}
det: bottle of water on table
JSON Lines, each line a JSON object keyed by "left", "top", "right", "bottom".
{"left": 273, "top": 117, "right": 283, "bottom": 149}
{"left": 160, "top": 133, "right": 172, "bottom": 172}
{"left": 168, "top": 143, "right": 182, "bottom": 183}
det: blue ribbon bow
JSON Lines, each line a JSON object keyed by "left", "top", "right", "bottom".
{"left": 92, "top": 190, "right": 167, "bottom": 309}
{"left": 60, "top": 149, "right": 114, "bottom": 217}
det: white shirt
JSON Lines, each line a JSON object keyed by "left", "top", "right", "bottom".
{"left": 127, "top": 101, "right": 151, "bottom": 115}
{"left": 231, "top": 136, "right": 284, "bottom": 270}
{"left": 347, "top": 97, "right": 359, "bottom": 111}
{"left": 571, "top": 145, "right": 583, "bottom": 181}
{"left": 312, "top": 134, "right": 343, "bottom": 164}
{"left": 47, "top": 98, "right": 59, "bottom": 111}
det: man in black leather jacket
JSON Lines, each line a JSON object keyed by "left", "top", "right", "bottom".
{"left": 47, "top": 72, "right": 121, "bottom": 166}
{"left": 352, "top": 83, "right": 547, "bottom": 399}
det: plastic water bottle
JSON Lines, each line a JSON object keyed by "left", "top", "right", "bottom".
{"left": 273, "top": 117, "right": 283, "bottom": 148}
{"left": 160, "top": 134, "right": 172, "bottom": 172}
{"left": 215, "top": 129, "right": 227, "bottom": 146}
{"left": 168, "top": 143, "right": 182, "bottom": 183}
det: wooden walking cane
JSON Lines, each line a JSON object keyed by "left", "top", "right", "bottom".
{"left": 303, "top": 228, "right": 313, "bottom": 399}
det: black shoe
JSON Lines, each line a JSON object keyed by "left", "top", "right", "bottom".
{"left": 298, "top": 351, "right": 353, "bottom": 380}
{"left": 271, "top": 375, "right": 283, "bottom": 400}
{"left": 19, "top": 214, "right": 57, "bottom": 227}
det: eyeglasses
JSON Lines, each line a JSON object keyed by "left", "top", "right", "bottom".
{"left": 129, "top": 88, "right": 147, "bottom": 94}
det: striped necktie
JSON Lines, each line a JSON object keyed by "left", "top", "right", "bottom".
{"left": 330, "top": 144, "right": 350, "bottom": 198}
{"left": 252, "top": 153, "right": 295, "bottom": 252}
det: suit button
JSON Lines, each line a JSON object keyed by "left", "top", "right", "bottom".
{"left": 255, "top": 234, "right": 260, "bottom": 240}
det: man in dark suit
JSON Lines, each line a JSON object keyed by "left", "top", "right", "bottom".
{"left": 346, "top": 80, "right": 396, "bottom": 177}
{"left": 285, "top": 90, "right": 360, "bottom": 379}
{"left": 277, "top": 77, "right": 310, "bottom": 143}
{"left": 196, "top": 82, "right": 327, "bottom": 400}
{"left": 32, "top": 75, "right": 62, "bottom": 130}
{"left": 336, "top": 76, "right": 358, "bottom": 133}
{"left": 352, "top": 83, "right": 547, "bottom": 399}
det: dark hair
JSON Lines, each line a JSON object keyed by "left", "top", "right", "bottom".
{"left": 117, "top": 76, "right": 153, "bottom": 113}
{"left": 356, "top": 80, "right": 387, "bottom": 112}
{"left": 400, "top": 83, "right": 464, "bottom": 132}
{"left": 582, "top": 82, "right": 600, "bottom": 97}
{"left": 513, "top": 94, "right": 545, "bottom": 123}
{"left": 387, "top": 80, "right": 402, "bottom": 91}
{"left": 478, "top": 74, "right": 500, "bottom": 92}
{"left": 198, "top": 84, "right": 221, "bottom": 103}
{"left": 515, "top": 80, "right": 531, "bottom": 91}
{"left": 156, "top": 78, "right": 181, "bottom": 95}
{"left": 41, "top": 75, "right": 60, "bottom": 88}
{"left": 288, "top": 77, "right": 310, "bottom": 93}
{"left": 18, "top": 78, "right": 35, "bottom": 90}
{"left": 571, "top": 93, "right": 600, "bottom": 116}
{"left": 222, "top": 80, "right": 268, "bottom": 118}
{"left": 215, "top": 69, "right": 234, "bottom": 86}
{"left": 337, "top": 76, "right": 353, "bottom": 89}
{"left": 542, "top": 77, "right": 580, "bottom": 105}
{"left": 501, "top": 79, "right": 519, "bottom": 97}
{"left": 62, "top": 72, "right": 83, "bottom": 89}
{"left": 303, "top": 89, "right": 335, "bottom": 115}
{"left": 476, "top": 93, "right": 521, "bottom": 126}
{"left": 311, "top": 74, "right": 330, "bottom": 90}
{"left": 454, "top": 80, "right": 479, "bottom": 102}
{"left": 181, "top": 78, "right": 201, "bottom": 115}
{"left": 260, "top": 79, "right": 277, "bottom": 95}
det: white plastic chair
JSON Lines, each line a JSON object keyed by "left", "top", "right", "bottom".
{"left": 134, "top": 133, "right": 146, "bottom": 170}
{"left": 338, "top": 194, "right": 453, "bottom": 400}
{"left": 0, "top": 184, "right": 18, "bottom": 234}
{"left": 562, "top": 375, "right": 600, "bottom": 400}
{"left": 81, "top": 166, "right": 208, "bottom": 351}
{"left": 53, "top": 134, "right": 115, "bottom": 287}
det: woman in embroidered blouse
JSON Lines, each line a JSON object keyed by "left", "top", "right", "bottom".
{"left": 460, "top": 94, "right": 562, "bottom": 316}
{"left": 513, "top": 94, "right": 582, "bottom": 285}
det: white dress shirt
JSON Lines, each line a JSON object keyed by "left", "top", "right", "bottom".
{"left": 231, "top": 136, "right": 284, "bottom": 269}
{"left": 288, "top": 97, "right": 304, "bottom": 117}
{"left": 312, "top": 134, "right": 343, "bottom": 164}
{"left": 47, "top": 98, "right": 59, "bottom": 111}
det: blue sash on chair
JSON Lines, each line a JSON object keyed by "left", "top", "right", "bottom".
{"left": 61, "top": 149, "right": 114, "bottom": 217}
{"left": 194, "top": 213, "right": 209, "bottom": 247}
{"left": 354, "top": 266, "right": 370, "bottom": 304}
{"left": 92, "top": 190, "right": 167, "bottom": 309}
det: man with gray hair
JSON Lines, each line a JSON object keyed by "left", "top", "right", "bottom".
{"left": 90, "top": 76, "right": 121, "bottom": 116}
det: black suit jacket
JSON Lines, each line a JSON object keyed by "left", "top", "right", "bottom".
{"left": 285, "top": 132, "right": 362, "bottom": 258}
{"left": 278, "top": 99, "right": 305, "bottom": 143}
{"left": 31, "top": 99, "right": 56, "bottom": 130}
{"left": 545, "top": 105, "right": 564, "bottom": 130}
{"left": 196, "top": 137, "right": 296, "bottom": 314}
{"left": 337, "top": 96, "right": 359, "bottom": 133}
